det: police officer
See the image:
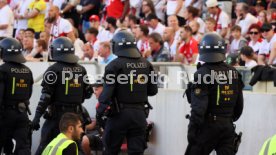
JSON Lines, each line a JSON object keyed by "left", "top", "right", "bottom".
{"left": 96, "top": 30, "right": 158, "bottom": 155}
{"left": 0, "top": 38, "right": 33, "bottom": 155}
{"left": 32, "top": 37, "right": 93, "bottom": 155}
{"left": 185, "top": 33, "right": 244, "bottom": 155}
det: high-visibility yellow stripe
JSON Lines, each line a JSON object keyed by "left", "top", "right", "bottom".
{"left": 216, "top": 85, "right": 220, "bottom": 106}
{"left": 12, "top": 77, "right": 15, "bottom": 95}
{"left": 130, "top": 73, "right": 133, "bottom": 92}
{"left": 65, "top": 78, "right": 68, "bottom": 95}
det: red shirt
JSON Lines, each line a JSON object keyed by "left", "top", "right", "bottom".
{"left": 179, "top": 38, "right": 198, "bottom": 63}
{"left": 106, "top": 0, "right": 125, "bottom": 18}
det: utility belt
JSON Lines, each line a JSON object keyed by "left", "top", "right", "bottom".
{"left": 3, "top": 101, "right": 31, "bottom": 115}
{"left": 206, "top": 114, "right": 232, "bottom": 123}
{"left": 44, "top": 103, "right": 81, "bottom": 120}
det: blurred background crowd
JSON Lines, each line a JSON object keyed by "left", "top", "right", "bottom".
{"left": 0, "top": 0, "right": 276, "bottom": 68}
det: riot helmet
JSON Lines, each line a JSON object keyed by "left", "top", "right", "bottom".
{"left": 111, "top": 30, "right": 141, "bottom": 58}
{"left": 199, "top": 33, "right": 226, "bottom": 63}
{"left": 50, "top": 37, "right": 79, "bottom": 63}
{"left": 0, "top": 37, "right": 26, "bottom": 63}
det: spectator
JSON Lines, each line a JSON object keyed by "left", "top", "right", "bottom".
{"left": 205, "top": 17, "right": 217, "bottom": 33}
{"left": 81, "top": 43, "right": 95, "bottom": 61}
{"left": 146, "top": 32, "right": 170, "bottom": 62}
{"left": 78, "top": 0, "right": 101, "bottom": 34}
{"left": 167, "top": 15, "right": 181, "bottom": 40}
{"left": 258, "top": 23, "right": 276, "bottom": 65}
{"left": 136, "top": 24, "right": 150, "bottom": 54}
{"left": 25, "top": 0, "right": 46, "bottom": 38}
{"left": 39, "top": 31, "right": 50, "bottom": 47}
{"left": 174, "top": 25, "right": 198, "bottom": 64}
{"left": 146, "top": 13, "right": 166, "bottom": 36}
{"left": 13, "top": 0, "right": 32, "bottom": 36}
{"left": 89, "top": 15, "right": 110, "bottom": 42}
{"left": 0, "top": 0, "right": 14, "bottom": 37}
{"left": 235, "top": 2, "right": 259, "bottom": 37}
{"left": 16, "top": 29, "right": 25, "bottom": 43}
{"left": 24, "top": 27, "right": 35, "bottom": 38}
{"left": 42, "top": 113, "right": 84, "bottom": 155}
{"left": 104, "top": 17, "right": 119, "bottom": 40}
{"left": 163, "top": 27, "right": 177, "bottom": 59}
{"left": 188, "top": 20, "right": 203, "bottom": 42}
{"left": 226, "top": 53, "right": 240, "bottom": 67}
{"left": 248, "top": 24, "right": 263, "bottom": 56}
{"left": 152, "top": 0, "right": 166, "bottom": 23}
{"left": 141, "top": 0, "right": 156, "bottom": 23}
{"left": 230, "top": 25, "right": 247, "bottom": 54}
{"left": 217, "top": 0, "right": 233, "bottom": 19}
{"left": 58, "top": 0, "right": 80, "bottom": 28}
{"left": 267, "top": 9, "right": 276, "bottom": 30}
{"left": 166, "top": 0, "right": 185, "bottom": 26}
{"left": 258, "top": 10, "right": 268, "bottom": 25}
{"left": 74, "top": 28, "right": 84, "bottom": 59}
{"left": 123, "top": 14, "right": 138, "bottom": 30}
{"left": 22, "top": 36, "right": 34, "bottom": 56}
{"left": 106, "top": 0, "right": 130, "bottom": 22}
{"left": 47, "top": 5, "right": 74, "bottom": 43}
{"left": 183, "top": 6, "right": 205, "bottom": 35}
{"left": 26, "top": 39, "right": 47, "bottom": 61}
{"left": 184, "top": 0, "right": 203, "bottom": 12}
{"left": 206, "top": 0, "right": 230, "bottom": 39}
{"left": 240, "top": 46, "right": 258, "bottom": 68}
{"left": 85, "top": 27, "right": 100, "bottom": 54}
{"left": 98, "top": 41, "right": 117, "bottom": 64}
{"left": 254, "top": 0, "right": 267, "bottom": 13}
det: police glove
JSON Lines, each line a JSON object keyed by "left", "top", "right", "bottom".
{"left": 187, "top": 124, "right": 199, "bottom": 144}
{"left": 32, "top": 117, "right": 40, "bottom": 131}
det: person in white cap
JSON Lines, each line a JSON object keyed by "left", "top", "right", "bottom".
{"left": 206, "top": 0, "right": 230, "bottom": 39}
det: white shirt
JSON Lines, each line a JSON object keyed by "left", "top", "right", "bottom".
{"left": 196, "top": 17, "right": 205, "bottom": 34}
{"left": 210, "top": 9, "right": 230, "bottom": 35}
{"left": 151, "top": 22, "right": 166, "bottom": 36}
{"left": 0, "top": 5, "right": 14, "bottom": 37}
{"left": 50, "top": 17, "right": 73, "bottom": 40}
{"left": 174, "top": 29, "right": 181, "bottom": 40}
{"left": 185, "top": 0, "right": 203, "bottom": 9}
{"left": 259, "top": 34, "right": 276, "bottom": 55}
{"left": 245, "top": 60, "right": 257, "bottom": 68}
{"left": 16, "top": 0, "right": 33, "bottom": 35}
{"left": 230, "top": 38, "right": 247, "bottom": 54}
{"left": 166, "top": 0, "right": 185, "bottom": 18}
{"left": 74, "top": 38, "right": 84, "bottom": 58}
{"left": 248, "top": 39, "right": 263, "bottom": 53}
{"left": 237, "top": 13, "right": 259, "bottom": 36}
{"left": 137, "top": 39, "right": 150, "bottom": 53}
{"left": 164, "top": 39, "right": 178, "bottom": 57}
{"left": 97, "top": 26, "right": 112, "bottom": 42}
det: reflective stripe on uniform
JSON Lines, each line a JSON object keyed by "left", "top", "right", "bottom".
{"left": 259, "top": 134, "right": 276, "bottom": 155}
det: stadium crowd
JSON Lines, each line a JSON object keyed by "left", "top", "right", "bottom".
{"left": 0, "top": 0, "right": 276, "bottom": 68}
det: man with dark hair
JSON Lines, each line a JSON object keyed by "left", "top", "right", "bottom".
{"left": 24, "top": 28, "right": 35, "bottom": 38}
{"left": 104, "top": 17, "right": 119, "bottom": 39}
{"left": 42, "top": 113, "right": 84, "bottom": 155}
{"left": 146, "top": 13, "right": 165, "bottom": 36}
{"left": 183, "top": 6, "right": 205, "bottom": 35}
{"left": 147, "top": 32, "right": 170, "bottom": 62}
{"left": 175, "top": 25, "right": 198, "bottom": 64}
{"left": 124, "top": 14, "right": 138, "bottom": 29}
{"left": 136, "top": 24, "right": 150, "bottom": 54}
{"left": 85, "top": 27, "right": 100, "bottom": 54}
{"left": 235, "top": 2, "right": 258, "bottom": 36}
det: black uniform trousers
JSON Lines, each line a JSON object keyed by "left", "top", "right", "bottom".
{"left": 186, "top": 121, "right": 235, "bottom": 155}
{"left": 2, "top": 108, "right": 31, "bottom": 155}
{"left": 103, "top": 108, "right": 147, "bottom": 155}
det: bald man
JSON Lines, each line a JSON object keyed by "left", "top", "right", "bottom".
{"left": 163, "top": 27, "right": 178, "bottom": 59}
{"left": 188, "top": 20, "right": 203, "bottom": 42}
{"left": 48, "top": 5, "right": 75, "bottom": 43}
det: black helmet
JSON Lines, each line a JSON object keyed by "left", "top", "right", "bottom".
{"left": 50, "top": 37, "right": 79, "bottom": 63}
{"left": 111, "top": 30, "right": 141, "bottom": 58}
{"left": 0, "top": 37, "right": 26, "bottom": 63}
{"left": 199, "top": 33, "right": 226, "bottom": 63}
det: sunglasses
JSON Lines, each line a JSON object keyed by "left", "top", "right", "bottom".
{"left": 249, "top": 31, "right": 259, "bottom": 35}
